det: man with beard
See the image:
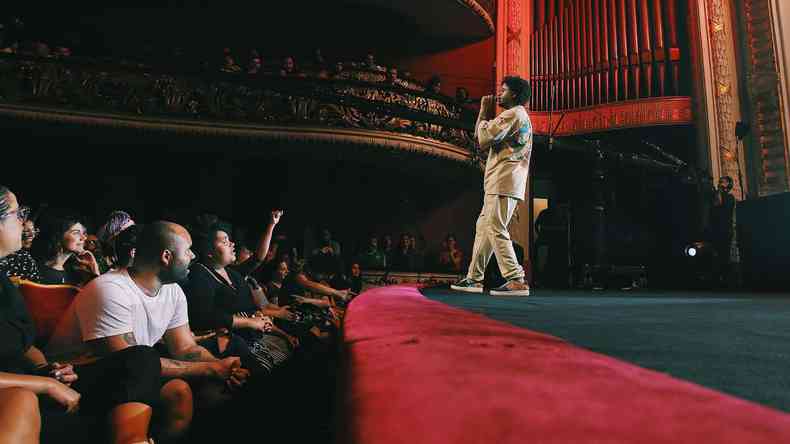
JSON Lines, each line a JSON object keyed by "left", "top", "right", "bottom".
{"left": 48, "top": 221, "right": 249, "bottom": 441}
{"left": 451, "top": 76, "right": 533, "bottom": 296}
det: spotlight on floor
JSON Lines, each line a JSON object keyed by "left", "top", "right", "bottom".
{"left": 683, "top": 242, "right": 708, "bottom": 258}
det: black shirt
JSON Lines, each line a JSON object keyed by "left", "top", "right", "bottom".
{"left": 0, "top": 274, "right": 37, "bottom": 373}
{"left": 0, "top": 249, "right": 41, "bottom": 282}
{"left": 182, "top": 263, "right": 258, "bottom": 332}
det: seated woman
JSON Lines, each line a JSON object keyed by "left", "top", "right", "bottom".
{"left": 0, "top": 185, "right": 162, "bottom": 444}
{"left": 35, "top": 212, "right": 101, "bottom": 286}
{"left": 0, "top": 206, "right": 41, "bottom": 282}
{"left": 182, "top": 220, "right": 298, "bottom": 376}
{"left": 437, "top": 233, "right": 464, "bottom": 272}
{"left": 96, "top": 210, "right": 135, "bottom": 271}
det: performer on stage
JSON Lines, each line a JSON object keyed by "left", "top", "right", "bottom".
{"left": 451, "top": 76, "right": 532, "bottom": 296}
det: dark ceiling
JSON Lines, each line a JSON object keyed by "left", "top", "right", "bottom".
{"left": 3, "top": 1, "right": 492, "bottom": 63}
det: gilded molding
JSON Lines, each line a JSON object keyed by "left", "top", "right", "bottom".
{"left": 459, "top": 0, "right": 496, "bottom": 34}
{"left": 0, "top": 104, "right": 474, "bottom": 164}
{"left": 705, "top": 0, "right": 745, "bottom": 198}
{"left": 529, "top": 97, "right": 693, "bottom": 135}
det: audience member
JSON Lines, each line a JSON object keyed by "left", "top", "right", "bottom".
{"left": 0, "top": 206, "right": 41, "bottom": 282}
{"left": 36, "top": 212, "right": 101, "bottom": 286}
{"left": 355, "top": 234, "right": 386, "bottom": 270}
{"left": 97, "top": 210, "right": 136, "bottom": 270}
{"left": 455, "top": 86, "right": 471, "bottom": 104}
{"left": 390, "top": 233, "right": 414, "bottom": 271}
{"left": 183, "top": 220, "right": 298, "bottom": 375}
{"left": 437, "top": 233, "right": 463, "bottom": 272}
{"left": 363, "top": 52, "right": 385, "bottom": 72}
{"left": 47, "top": 221, "right": 250, "bottom": 440}
{"left": 427, "top": 75, "right": 442, "bottom": 95}
{"left": 0, "top": 185, "right": 163, "bottom": 444}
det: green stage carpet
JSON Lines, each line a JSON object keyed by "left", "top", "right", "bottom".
{"left": 421, "top": 287, "right": 790, "bottom": 412}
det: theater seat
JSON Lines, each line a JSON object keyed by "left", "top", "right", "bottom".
{"left": 17, "top": 280, "right": 79, "bottom": 347}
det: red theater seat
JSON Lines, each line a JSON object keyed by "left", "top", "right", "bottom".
{"left": 17, "top": 280, "right": 79, "bottom": 346}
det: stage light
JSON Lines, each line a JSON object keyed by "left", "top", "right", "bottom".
{"left": 684, "top": 242, "right": 708, "bottom": 258}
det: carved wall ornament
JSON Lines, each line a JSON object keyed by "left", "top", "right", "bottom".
{"left": 705, "top": 0, "right": 745, "bottom": 197}
{"left": 0, "top": 55, "right": 480, "bottom": 166}
{"left": 529, "top": 97, "right": 693, "bottom": 136}
{"left": 459, "top": 0, "right": 496, "bottom": 34}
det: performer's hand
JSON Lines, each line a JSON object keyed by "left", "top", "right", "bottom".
{"left": 480, "top": 95, "right": 495, "bottom": 111}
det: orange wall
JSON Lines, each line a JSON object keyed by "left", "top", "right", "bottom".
{"left": 392, "top": 37, "right": 496, "bottom": 99}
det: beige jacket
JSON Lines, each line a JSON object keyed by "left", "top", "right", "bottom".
{"left": 476, "top": 105, "right": 533, "bottom": 201}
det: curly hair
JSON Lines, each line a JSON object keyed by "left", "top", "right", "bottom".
{"left": 35, "top": 211, "right": 84, "bottom": 260}
{"left": 502, "top": 76, "right": 531, "bottom": 105}
{"left": 191, "top": 220, "right": 233, "bottom": 262}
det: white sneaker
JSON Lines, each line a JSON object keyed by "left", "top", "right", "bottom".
{"left": 489, "top": 280, "right": 530, "bottom": 296}
{"left": 450, "top": 278, "right": 484, "bottom": 293}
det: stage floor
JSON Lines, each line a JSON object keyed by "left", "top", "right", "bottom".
{"left": 421, "top": 287, "right": 790, "bottom": 413}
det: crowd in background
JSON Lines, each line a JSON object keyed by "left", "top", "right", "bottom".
{"left": 0, "top": 15, "right": 478, "bottom": 107}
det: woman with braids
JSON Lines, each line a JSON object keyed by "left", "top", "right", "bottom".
{"left": 0, "top": 186, "right": 163, "bottom": 444}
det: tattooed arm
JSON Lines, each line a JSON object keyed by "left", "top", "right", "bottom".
{"left": 86, "top": 328, "right": 233, "bottom": 381}
{"left": 160, "top": 324, "right": 245, "bottom": 382}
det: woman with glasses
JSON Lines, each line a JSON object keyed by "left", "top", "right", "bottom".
{"left": 0, "top": 206, "right": 41, "bottom": 282}
{"left": 35, "top": 211, "right": 101, "bottom": 286}
{"left": 0, "top": 185, "right": 162, "bottom": 444}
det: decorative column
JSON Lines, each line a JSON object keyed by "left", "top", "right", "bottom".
{"left": 688, "top": 0, "right": 747, "bottom": 199}
{"left": 497, "top": 0, "right": 535, "bottom": 282}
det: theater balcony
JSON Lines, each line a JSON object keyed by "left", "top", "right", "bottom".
{"left": 0, "top": 52, "right": 480, "bottom": 169}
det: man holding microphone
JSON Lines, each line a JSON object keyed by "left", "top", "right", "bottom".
{"left": 451, "top": 76, "right": 533, "bottom": 296}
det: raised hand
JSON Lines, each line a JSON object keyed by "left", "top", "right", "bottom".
{"left": 270, "top": 210, "right": 284, "bottom": 226}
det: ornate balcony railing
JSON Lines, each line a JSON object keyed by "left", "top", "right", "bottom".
{"left": 0, "top": 53, "right": 479, "bottom": 163}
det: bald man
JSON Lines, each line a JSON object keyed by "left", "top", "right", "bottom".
{"left": 48, "top": 221, "right": 249, "bottom": 440}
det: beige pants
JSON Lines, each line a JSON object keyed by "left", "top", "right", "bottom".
{"left": 465, "top": 194, "right": 525, "bottom": 282}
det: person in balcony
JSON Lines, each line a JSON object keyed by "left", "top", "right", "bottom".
{"left": 456, "top": 86, "right": 472, "bottom": 105}
{"left": 386, "top": 67, "right": 409, "bottom": 89}
{"left": 0, "top": 206, "right": 41, "bottom": 282}
{"left": 451, "top": 76, "right": 533, "bottom": 296}
{"left": 362, "top": 52, "right": 385, "bottom": 72}
{"left": 220, "top": 51, "right": 242, "bottom": 73}
{"left": 35, "top": 212, "right": 101, "bottom": 286}
{"left": 247, "top": 50, "right": 262, "bottom": 74}
{"left": 279, "top": 56, "right": 305, "bottom": 77}
{"left": 427, "top": 75, "right": 442, "bottom": 95}
{"left": 331, "top": 61, "right": 347, "bottom": 80}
